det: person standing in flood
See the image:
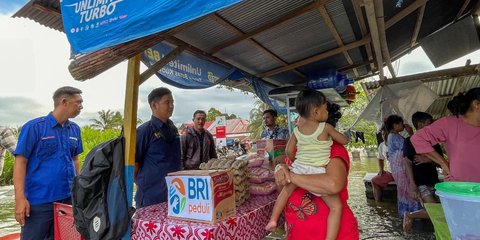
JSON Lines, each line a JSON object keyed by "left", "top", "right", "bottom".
{"left": 385, "top": 115, "right": 422, "bottom": 219}
{"left": 14, "top": 86, "right": 84, "bottom": 239}
{"left": 0, "top": 126, "right": 16, "bottom": 177}
{"left": 412, "top": 87, "right": 480, "bottom": 182}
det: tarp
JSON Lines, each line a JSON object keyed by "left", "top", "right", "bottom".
{"left": 351, "top": 81, "right": 439, "bottom": 130}
{"left": 61, "top": 0, "right": 242, "bottom": 54}
{"left": 141, "top": 43, "right": 237, "bottom": 89}
{"left": 140, "top": 42, "right": 286, "bottom": 113}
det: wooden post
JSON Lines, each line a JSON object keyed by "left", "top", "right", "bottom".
{"left": 122, "top": 54, "right": 140, "bottom": 240}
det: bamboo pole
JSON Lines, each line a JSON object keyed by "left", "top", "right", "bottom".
{"left": 122, "top": 54, "right": 140, "bottom": 240}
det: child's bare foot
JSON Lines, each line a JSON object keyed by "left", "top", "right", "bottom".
{"left": 265, "top": 220, "right": 277, "bottom": 231}
{"left": 403, "top": 212, "right": 413, "bottom": 234}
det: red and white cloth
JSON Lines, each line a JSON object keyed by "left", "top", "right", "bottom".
{"left": 131, "top": 194, "right": 277, "bottom": 240}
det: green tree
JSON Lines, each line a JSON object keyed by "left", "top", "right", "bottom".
{"left": 206, "top": 107, "right": 223, "bottom": 122}
{"left": 247, "top": 98, "right": 287, "bottom": 139}
{"left": 90, "top": 110, "right": 122, "bottom": 131}
{"left": 226, "top": 113, "right": 238, "bottom": 120}
{"left": 78, "top": 127, "right": 121, "bottom": 165}
{"left": 337, "top": 81, "right": 378, "bottom": 150}
{"left": 0, "top": 127, "right": 121, "bottom": 185}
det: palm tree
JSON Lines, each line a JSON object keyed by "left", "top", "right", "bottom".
{"left": 248, "top": 99, "right": 269, "bottom": 139}
{"left": 90, "top": 110, "right": 121, "bottom": 131}
{"left": 248, "top": 98, "right": 289, "bottom": 140}
{"left": 91, "top": 110, "right": 143, "bottom": 131}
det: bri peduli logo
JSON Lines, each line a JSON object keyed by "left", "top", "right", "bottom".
{"left": 169, "top": 178, "right": 186, "bottom": 214}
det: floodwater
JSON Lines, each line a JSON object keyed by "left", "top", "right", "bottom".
{"left": 0, "top": 155, "right": 435, "bottom": 239}
{"left": 348, "top": 155, "right": 434, "bottom": 239}
{"left": 0, "top": 185, "right": 17, "bottom": 236}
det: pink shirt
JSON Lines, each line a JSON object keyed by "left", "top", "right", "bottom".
{"left": 411, "top": 116, "right": 480, "bottom": 182}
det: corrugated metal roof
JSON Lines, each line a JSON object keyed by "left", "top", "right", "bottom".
{"left": 217, "top": 0, "right": 312, "bottom": 33}
{"left": 174, "top": 17, "right": 236, "bottom": 51}
{"left": 12, "top": 0, "right": 480, "bottom": 89}
{"left": 215, "top": 40, "right": 282, "bottom": 74}
{"left": 425, "top": 74, "right": 480, "bottom": 118}
{"left": 364, "top": 66, "right": 480, "bottom": 119}
{"left": 255, "top": 10, "right": 337, "bottom": 63}
{"left": 13, "top": 0, "right": 63, "bottom": 32}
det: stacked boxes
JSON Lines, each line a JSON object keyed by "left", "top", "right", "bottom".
{"left": 256, "top": 139, "right": 287, "bottom": 167}
{"left": 166, "top": 170, "right": 236, "bottom": 223}
{"left": 199, "top": 159, "right": 250, "bottom": 207}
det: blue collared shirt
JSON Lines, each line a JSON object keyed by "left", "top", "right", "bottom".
{"left": 14, "top": 113, "right": 83, "bottom": 205}
{"left": 135, "top": 116, "right": 181, "bottom": 208}
{"left": 261, "top": 125, "right": 290, "bottom": 139}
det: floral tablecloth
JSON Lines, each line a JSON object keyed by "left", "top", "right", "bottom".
{"left": 131, "top": 194, "right": 277, "bottom": 240}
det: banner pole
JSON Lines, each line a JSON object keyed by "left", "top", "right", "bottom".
{"left": 122, "top": 54, "right": 140, "bottom": 240}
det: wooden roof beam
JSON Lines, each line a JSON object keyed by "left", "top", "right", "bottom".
{"left": 340, "top": 38, "right": 422, "bottom": 76}
{"left": 139, "top": 46, "right": 186, "bottom": 84}
{"left": 316, "top": 2, "right": 359, "bottom": 77}
{"left": 165, "top": 36, "right": 284, "bottom": 87}
{"left": 259, "top": 0, "right": 427, "bottom": 79}
{"left": 69, "top": 33, "right": 166, "bottom": 80}
{"left": 352, "top": 0, "right": 375, "bottom": 71}
{"left": 374, "top": 0, "right": 396, "bottom": 78}
{"left": 348, "top": 0, "right": 426, "bottom": 79}
{"left": 450, "top": 61, "right": 473, "bottom": 97}
{"left": 68, "top": 17, "right": 205, "bottom": 81}
{"left": 410, "top": 3, "right": 426, "bottom": 48}
{"left": 257, "top": 36, "right": 371, "bottom": 78}
{"left": 209, "top": 14, "right": 305, "bottom": 78}
{"left": 386, "top": 0, "right": 427, "bottom": 29}
{"left": 208, "top": 1, "right": 328, "bottom": 54}
{"left": 456, "top": 0, "right": 471, "bottom": 20}
{"left": 32, "top": 2, "right": 61, "bottom": 16}
{"left": 363, "top": 0, "right": 384, "bottom": 79}
{"left": 378, "top": 63, "right": 480, "bottom": 86}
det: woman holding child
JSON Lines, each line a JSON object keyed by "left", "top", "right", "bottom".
{"left": 273, "top": 92, "right": 359, "bottom": 240}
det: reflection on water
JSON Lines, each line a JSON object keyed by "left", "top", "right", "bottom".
{"left": 0, "top": 156, "right": 436, "bottom": 239}
{"left": 349, "top": 155, "right": 434, "bottom": 240}
{"left": 0, "top": 185, "right": 18, "bottom": 236}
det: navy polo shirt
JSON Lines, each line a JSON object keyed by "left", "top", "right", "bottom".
{"left": 135, "top": 116, "right": 181, "bottom": 208}
{"left": 14, "top": 113, "right": 83, "bottom": 205}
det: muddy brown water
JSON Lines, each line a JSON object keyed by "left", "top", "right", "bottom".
{"left": 0, "top": 155, "right": 435, "bottom": 239}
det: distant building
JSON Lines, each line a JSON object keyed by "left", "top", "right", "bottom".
{"left": 179, "top": 118, "right": 250, "bottom": 142}
{"left": 178, "top": 122, "right": 213, "bottom": 135}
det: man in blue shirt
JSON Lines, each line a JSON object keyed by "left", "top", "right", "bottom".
{"left": 14, "top": 86, "right": 84, "bottom": 240}
{"left": 135, "top": 87, "right": 181, "bottom": 208}
{"left": 260, "top": 109, "right": 289, "bottom": 139}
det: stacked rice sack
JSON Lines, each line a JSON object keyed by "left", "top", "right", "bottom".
{"left": 199, "top": 158, "right": 249, "bottom": 206}
{"left": 245, "top": 154, "right": 277, "bottom": 196}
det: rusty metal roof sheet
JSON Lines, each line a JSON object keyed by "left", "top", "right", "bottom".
{"left": 12, "top": 0, "right": 480, "bottom": 89}
{"left": 364, "top": 64, "right": 480, "bottom": 119}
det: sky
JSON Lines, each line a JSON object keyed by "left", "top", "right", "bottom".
{"left": 1, "top": 1, "right": 479, "bottom": 127}
{"left": 0, "top": 0, "right": 258, "bottom": 127}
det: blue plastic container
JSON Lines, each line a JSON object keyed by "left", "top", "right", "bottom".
{"left": 306, "top": 69, "right": 338, "bottom": 89}
{"left": 307, "top": 70, "right": 354, "bottom": 93}
{"left": 435, "top": 182, "right": 480, "bottom": 240}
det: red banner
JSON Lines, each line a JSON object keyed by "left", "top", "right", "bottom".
{"left": 216, "top": 126, "right": 226, "bottom": 139}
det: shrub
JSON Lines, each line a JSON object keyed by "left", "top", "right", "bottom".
{"left": 0, "top": 127, "right": 121, "bottom": 186}
{"left": 0, "top": 153, "right": 14, "bottom": 185}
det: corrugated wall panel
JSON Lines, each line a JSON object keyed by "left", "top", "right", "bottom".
{"left": 217, "top": 0, "right": 312, "bottom": 33}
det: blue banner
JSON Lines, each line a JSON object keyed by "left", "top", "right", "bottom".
{"left": 141, "top": 42, "right": 238, "bottom": 89}
{"left": 251, "top": 78, "right": 287, "bottom": 114}
{"left": 61, "top": 0, "right": 242, "bottom": 54}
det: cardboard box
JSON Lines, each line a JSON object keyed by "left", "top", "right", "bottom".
{"left": 256, "top": 139, "right": 287, "bottom": 166}
{"left": 256, "top": 139, "right": 287, "bottom": 150}
{"left": 166, "top": 170, "right": 236, "bottom": 223}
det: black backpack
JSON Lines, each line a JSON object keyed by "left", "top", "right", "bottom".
{"left": 72, "top": 135, "right": 135, "bottom": 240}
